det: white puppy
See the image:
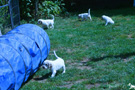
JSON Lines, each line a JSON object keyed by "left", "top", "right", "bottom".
{"left": 42, "top": 51, "right": 66, "bottom": 78}
{"left": 38, "top": 15, "right": 54, "bottom": 29}
{"left": 102, "top": 15, "right": 114, "bottom": 26}
{"left": 128, "top": 83, "right": 135, "bottom": 89}
{"left": 78, "top": 8, "right": 92, "bottom": 21}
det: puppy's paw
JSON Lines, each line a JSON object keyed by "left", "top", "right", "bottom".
{"left": 62, "top": 71, "right": 65, "bottom": 74}
{"left": 51, "top": 75, "right": 55, "bottom": 78}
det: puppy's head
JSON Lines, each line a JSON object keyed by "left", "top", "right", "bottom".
{"left": 78, "top": 14, "right": 82, "bottom": 20}
{"left": 78, "top": 14, "right": 81, "bottom": 17}
{"left": 38, "top": 19, "right": 42, "bottom": 24}
{"left": 42, "top": 60, "right": 52, "bottom": 69}
{"left": 102, "top": 15, "right": 106, "bottom": 20}
{"left": 128, "top": 83, "right": 131, "bottom": 86}
{"left": 102, "top": 15, "right": 104, "bottom": 19}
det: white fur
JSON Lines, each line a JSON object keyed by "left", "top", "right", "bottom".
{"left": 38, "top": 15, "right": 54, "bottom": 29}
{"left": 42, "top": 51, "right": 66, "bottom": 78}
{"left": 78, "top": 9, "right": 92, "bottom": 21}
{"left": 102, "top": 15, "right": 114, "bottom": 26}
{"left": 128, "top": 83, "right": 135, "bottom": 89}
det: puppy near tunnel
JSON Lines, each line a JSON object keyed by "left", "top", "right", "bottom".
{"left": 0, "top": 24, "right": 50, "bottom": 90}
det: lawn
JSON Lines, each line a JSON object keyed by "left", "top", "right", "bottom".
{"left": 21, "top": 7, "right": 135, "bottom": 90}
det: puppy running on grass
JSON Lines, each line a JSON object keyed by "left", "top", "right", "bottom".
{"left": 102, "top": 15, "right": 114, "bottom": 26}
{"left": 38, "top": 15, "right": 54, "bottom": 29}
{"left": 78, "top": 8, "right": 92, "bottom": 21}
{"left": 42, "top": 51, "right": 66, "bottom": 78}
{"left": 128, "top": 83, "right": 135, "bottom": 89}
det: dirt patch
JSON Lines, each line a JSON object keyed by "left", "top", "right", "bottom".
{"left": 67, "top": 49, "right": 73, "bottom": 53}
{"left": 82, "top": 58, "right": 90, "bottom": 63}
{"left": 127, "top": 34, "right": 132, "bottom": 39}
{"left": 123, "top": 57, "right": 133, "bottom": 62}
{"left": 59, "top": 83, "right": 73, "bottom": 88}
{"left": 66, "top": 59, "right": 92, "bottom": 70}
{"left": 75, "top": 79, "right": 87, "bottom": 83}
{"left": 59, "top": 79, "right": 101, "bottom": 89}
{"left": 77, "top": 66, "right": 92, "bottom": 70}
{"left": 59, "top": 79, "right": 87, "bottom": 88}
{"left": 86, "top": 83, "right": 101, "bottom": 89}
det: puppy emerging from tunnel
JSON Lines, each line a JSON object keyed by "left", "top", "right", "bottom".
{"left": 42, "top": 51, "right": 66, "bottom": 78}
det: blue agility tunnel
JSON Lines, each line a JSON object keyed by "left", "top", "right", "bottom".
{"left": 0, "top": 24, "right": 50, "bottom": 90}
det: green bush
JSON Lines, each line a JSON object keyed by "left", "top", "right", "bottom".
{"left": 0, "top": 7, "right": 10, "bottom": 29}
{"left": 19, "top": 0, "right": 34, "bottom": 20}
{"left": 0, "top": 0, "right": 8, "bottom": 6}
{"left": 38, "top": 0, "right": 65, "bottom": 18}
{"left": 19, "top": 0, "right": 65, "bottom": 20}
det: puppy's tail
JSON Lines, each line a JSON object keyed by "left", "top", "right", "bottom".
{"left": 51, "top": 14, "right": 54, "bottom": 21}
{"left": 54, "top": 50, "right": 59, "bottom": 59}
{"left": 88, "top": 8, "right": 92, "bottom": 21}
{"left": 88, "top": 8, "right": 90, "bottom": 15}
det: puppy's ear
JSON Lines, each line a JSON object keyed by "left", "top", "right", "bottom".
{"left": 40, "top": 21, "right": 42, "bottom": 24}
{"left": 47, "top": 62, "right": 52, "bottom": 68}
{"left": 38, "top": 21, "right": 42, "bottom": 24}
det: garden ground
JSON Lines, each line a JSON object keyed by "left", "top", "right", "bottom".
{"left": 20, "top": 7, "right": 135, "bottom": 90}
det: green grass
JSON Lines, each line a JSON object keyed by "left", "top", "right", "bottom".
{"left": 21, "top": 7, "right": 135, "bottom": 90}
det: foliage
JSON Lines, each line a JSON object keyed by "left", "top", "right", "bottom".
{"left": 19, "top": 0, "right": 34, "bottom": 20}
{"left": 19, "top": 0, "right": 65, "bottom": 20}
{"left": 0, "top": 0, "right": 8, "bottom": 6}
{"left": 0, "top": 6, "right": 10, "bottom": 30}
{"left": 38, "top": 0, "right": 65, "bottom": 18}
{"left": 0, "top": 0, "right": 20, "bottom": 31}
{"left": 0, "top": 2, "right": 9, "bottom": 19}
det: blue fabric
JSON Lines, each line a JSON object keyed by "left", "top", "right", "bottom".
{"left": 5, "top": 33, "right": 42, "bottom": 74}
{"left": 134, "top": 0, "right": 135, "bottom": 6}
{"left": 0, "top": 55, "right": 15, "bottom": 90}
{"left": 0, "top": 37, "right": 32, "bottom": 82}
{"left": 0, "top": 43, "right": 26, "bottom": 90}
{"left": 8, "top": 24, "right": 50, "bottom": 65}
{"left": 0, "top": 24, "right": 50, "bottom": 90}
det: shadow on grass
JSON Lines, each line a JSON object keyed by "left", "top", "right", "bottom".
{"left": 33, "top": 72, "right": 52, "bottom": 81}
{"left": 21, "top": 74, "right": 34, "bottom": 88}
{"left": 21, "top": 70, "right": 63, "bottom": 88}
{"left": 21, "top": 72, "right": 52, "bottom": 88}
{"left": 90, "top": 52, "right": 135, "bottom": 62}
